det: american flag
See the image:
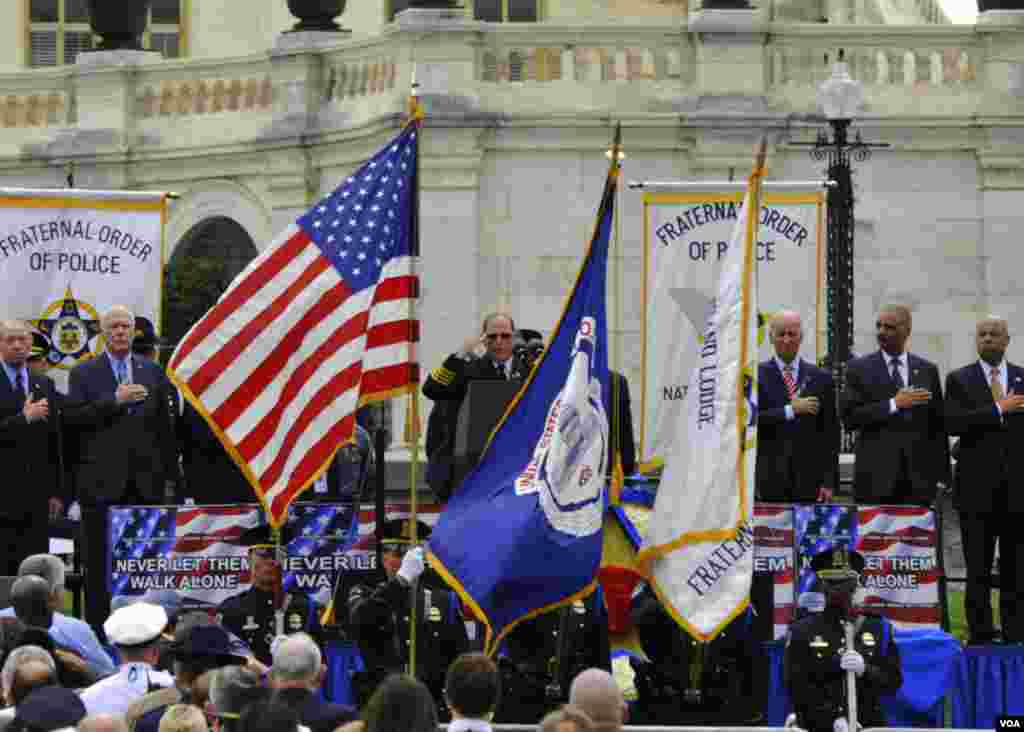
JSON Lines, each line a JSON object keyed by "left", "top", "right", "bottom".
{"left": 169, "top": 123, "right": 420, "bottom": 526}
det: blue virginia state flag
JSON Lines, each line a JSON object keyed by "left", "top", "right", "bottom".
{"left": 427, "top": 131, "right": 621, "bottom": 653}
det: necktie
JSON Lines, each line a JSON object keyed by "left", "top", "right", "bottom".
{"left": 890, "top": 358, "right": 904, "bottom": 389}
{"left": 991, "top": 367, "right": 1004, "bottom": 401}
{"left": 16, "top": 370, "right": 26, "bottom": 398}
{"left": 115, "top": 359, "right": 128, "bottom": 385}
{"left": 782, "top": 365, "right": 798, "bottom": 400}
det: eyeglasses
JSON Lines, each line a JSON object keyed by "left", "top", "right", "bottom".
{"left": 485, "top": 333, "right": 513, "bottom": 341}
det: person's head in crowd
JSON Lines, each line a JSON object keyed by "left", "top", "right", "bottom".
{"left": 269, "top": 633, "right": 324, "bottom": 691}
{"left": 769, "top": 310, "right": 803, "bottom": 365}
{"left": 377, "top": 519, "right": 430, "bottom": 581}
{"left": 481, "top": 313, "right": 516, "bottom": 364}
{"left": 26, "top": 333, "right": 50, "bottom": 376}
{"left": 567, "top": 669, "right": 625, "bottom": 732}
{"left": 238, "top": 700, "right": 301, "bottom": 732}
{"left": 1, "top": 646, "right": 55, "bottom": 706}
{"left": 811, "top": 545, "right": 865, "bottom": 617}
{"left": 8, "top": 685, "right": 85, "bottom": 732}
{"left": 208, "top": 665, "right": 266, "bottom": 732}
{"left": 876, "top": 304, "right": 912, "bottom": 357}
{"left": 132, "top": 316, "right": 162, "bottom": 362}
{"left": 444, "top": 653, "right": 500, "bottom": 720}
{"left": 17, "top": 555, "right": 66, "bottom": 614}
{"left": 103, "top": 602, "right": 167, "bottom": 666}
{"left": 169, "top": 622, "right": 246, "bottom": 697}
{"left": 361, "top": 674, "right": 437, "bottom": 732}
{"left": 9, "top": 660, "right": 56, "bottom": 706}
{"left": 538, "top": 706, "right": 594, "bottom": 732}
{"left": 159, "top": 704, "right": 209, "bottom": 732}
{"left": 77, "top": 714, "right": 130, "bottom": 732}
{"left": 0, "top": 320, "right": 34, "bottom": 369}
{"left": 10, "top": 577, "right": 53, "bottom": 630}
{"left": 976, "top": 315, "right": 1010, "bottom": 367}
{"left": 100, "top": 306, "right": 136, "bottom": 359}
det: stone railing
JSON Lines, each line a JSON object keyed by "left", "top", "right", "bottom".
{"left": 134, "top": 56, "right": 277, "bottom": 120}
{"left": 472, "top": 25, "right": 694, "bottom": 84}
{"left": 0, "top": 68, "right": 71, "bottom": 129}
{"left": 769, "top": 26, "right": 981, "bottom": 89}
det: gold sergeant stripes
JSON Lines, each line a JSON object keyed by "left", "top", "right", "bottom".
{"left": 431, "top": 365, "right": 455, "bottom": 385}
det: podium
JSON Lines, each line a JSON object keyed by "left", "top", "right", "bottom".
{"left": 453, "top": 379, "right": 522, "bottom": 486}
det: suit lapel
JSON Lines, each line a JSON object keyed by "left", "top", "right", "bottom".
{"left": 1008, "top": 363, "right": 1024, "bottom": 396}
{"left": 762, "top": 360, "right": 787, "bottom": 402}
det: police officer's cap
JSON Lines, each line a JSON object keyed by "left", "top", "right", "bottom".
{"left": 13, "top": 685, "right": 86, "bottom": 731}
{"left": 103, "top": 601, "right": 168, "bottom": 648}
{"left": 132, "top": 315, "right": 162, "bottom": 354}
{"left": 236, "top": 522, "right": 300, "bottom": 554}
{"left": 811, "top": 545, "right": 865, "bottom": 583}
{"left": 517, "top": 328, "right": 544, "bottom": 343}
{"left": 169, "top": 624, "right": 246, "bottom": 665}
{"left": 380, "top": 518, "right": 431, "bottom": 550}
{"left": 28, "top": 331, "right": 49, "bottom": 361}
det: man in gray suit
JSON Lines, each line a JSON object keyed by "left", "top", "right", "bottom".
{"left": 65, "top": 306, "right": 178, "bottom": 634}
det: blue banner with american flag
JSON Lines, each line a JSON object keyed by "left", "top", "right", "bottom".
{"left": 427, "top": 128, "right": 622, "bottom": 654}
{"left": 168, "top": 124, "right": 420, "bottom": 527}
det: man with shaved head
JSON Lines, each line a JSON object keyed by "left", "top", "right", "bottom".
{"left": 0, "top": 319, "right": 61, "bottom": 575}
{"left": 568, "top": 668, "right": 625, "bottom": 732}
{"left": 840, "top": 304, "right": 948, "bottom": 505}
{"left": 945, "top": 316, "right": 1024, "bottom": 644}
{"left": 756, "top": 310, "right": 838, "bottom": 503}
{"left": 65, "top": 306, "right": 180, "bottom": 633}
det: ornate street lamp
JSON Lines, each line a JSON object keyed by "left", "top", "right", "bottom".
{"left": 793, "top": 50, "right": 888, "bottom": 453}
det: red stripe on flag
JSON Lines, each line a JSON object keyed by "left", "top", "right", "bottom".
{"left": 258, "top": 361, "right": 363, "bottom": 491}
{"left": 171, "top": 232, "right": 312, "bottom": 371}
{"left": 774, "top": 606, "right": 794, "bottom": 625}
{"left": 270, "top": 412, "right": 358, "bottom": 519}
{"left": 366, "top": 318, "right": 418, "bottom": 349}
{"left": 211, "top": 281, "right": 351, "bottom": 429}
{"left": 371, "top": 274, "right": 418, "bottom": 305}
{"left": 362, "top": 363, "right": 418, "bottom": 395}
{"left": 189, "top": 255, "right": 332, "bottom": 397}
{"left": 234, "top": 312, "right": 368, "bottom": 460}
{"left": 859, "top": 605, "right": 941, "bottom": 624}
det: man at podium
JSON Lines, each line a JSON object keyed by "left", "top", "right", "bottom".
{"left": 423, "top": 312, "right": 521, "bottom": 501}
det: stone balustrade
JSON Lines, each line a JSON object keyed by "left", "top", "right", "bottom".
{"left": 0, "top": 67, "right": 71, "bottom": 129}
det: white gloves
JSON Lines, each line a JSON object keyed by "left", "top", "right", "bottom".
{"left": 397, "top": 547, "right": 426, "bottom": 585}
{"left": 833, "top": 717, "right": 849, "bottom": 732}
{"left": 840, "top": 649, "right": 866, "bottom": 677}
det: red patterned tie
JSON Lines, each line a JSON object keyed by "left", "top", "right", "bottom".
{"left": 782, "top": 365, "right": 798, "bottom": 401}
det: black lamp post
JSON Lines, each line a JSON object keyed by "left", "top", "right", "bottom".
{"left": 793, "top": 50, "right": 888, "bottom": 452}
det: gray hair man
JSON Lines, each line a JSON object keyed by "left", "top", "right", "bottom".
{"left": 0, "top": 554, "right": 115, "bottom": 677}
{"left": 269, "top": 633, "right": 355, "bottom": 732}
{"left": 209, "top": 665, "right": 268, "bottom": 732}
{"left": 1, "top": 645, "right": 56, "bottom": 706}
{"left": 567, "top": 669, "right": 625, "bottom": 732}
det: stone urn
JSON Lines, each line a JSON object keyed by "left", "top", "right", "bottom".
{"left": 87, "top": 0, "right": 152, "bottom": 51}
{"left": 287, "top": 0, "right": 347, "bottom": 31}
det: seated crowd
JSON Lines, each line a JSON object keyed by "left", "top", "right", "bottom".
{"left": 0, "top": 550, "right": 629, "bottom": 732}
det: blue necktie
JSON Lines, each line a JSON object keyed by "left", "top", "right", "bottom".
{"left": 890, "top": 358, "right": 904, "bottom": 389}
{"left": 116, "top": 359, "right": 134, "bottom": 415}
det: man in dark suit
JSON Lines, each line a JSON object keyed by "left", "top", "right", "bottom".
{"left": 756, "top": 310, "right": 838, "bottom": 503}
{"left": 422, "top": 313, "right": 519, "bottom": 501}
{"left": 840, "top": 304, "right": 948, "bottom": 505}
{"left": 0, "top": 320, "right": 62, "bottom": 575}
{"left": 64, "top": 306, "right": 179, "bottom": 632}
{"left": 945, "top": 316, "right": 1024, "bottom": 644}
{"left": 269, "top": 632, "right": 355, "bottom": 732}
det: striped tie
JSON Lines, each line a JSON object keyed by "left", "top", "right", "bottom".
{"left": 991, "top": 367, "right": 1004, "bottom": 401}
{"left": 782, "top": 365, "right": 798, "bottom": 400}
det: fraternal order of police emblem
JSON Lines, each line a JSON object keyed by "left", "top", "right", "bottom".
{"left": 32, "top": 285, "right": 103, "bottom": 369}
{"left": 515, "top": 316, "right": 607, "bottom": 538}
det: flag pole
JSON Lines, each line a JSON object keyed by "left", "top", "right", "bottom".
{"left": 406, "top": 67, "right": 424, "bottom": 679}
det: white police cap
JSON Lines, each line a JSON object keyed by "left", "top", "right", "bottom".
{"left": 103, "top": 601, "right": 168, "bottom": 647}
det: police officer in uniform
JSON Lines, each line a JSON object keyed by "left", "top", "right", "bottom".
{"left": 78, "top": 602, "right": 175, "bottom": 716}
{"left": 784, "top": 547, "right": 903, "bottom": 732}
{"left": 347, "top": 518, "right": 468, "bottom": 716}
{"left": 629, "top": 583, "right": 765, "bottom": 725}
{"left": 217, "top": 523, "right": 322, "bottom": 665}
{"left": 494, "top": 590, "right": 611, "bottom": 724}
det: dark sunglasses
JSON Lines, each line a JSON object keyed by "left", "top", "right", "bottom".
{"left": 485, "top": 333, "right": 513, "bottom": 341}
